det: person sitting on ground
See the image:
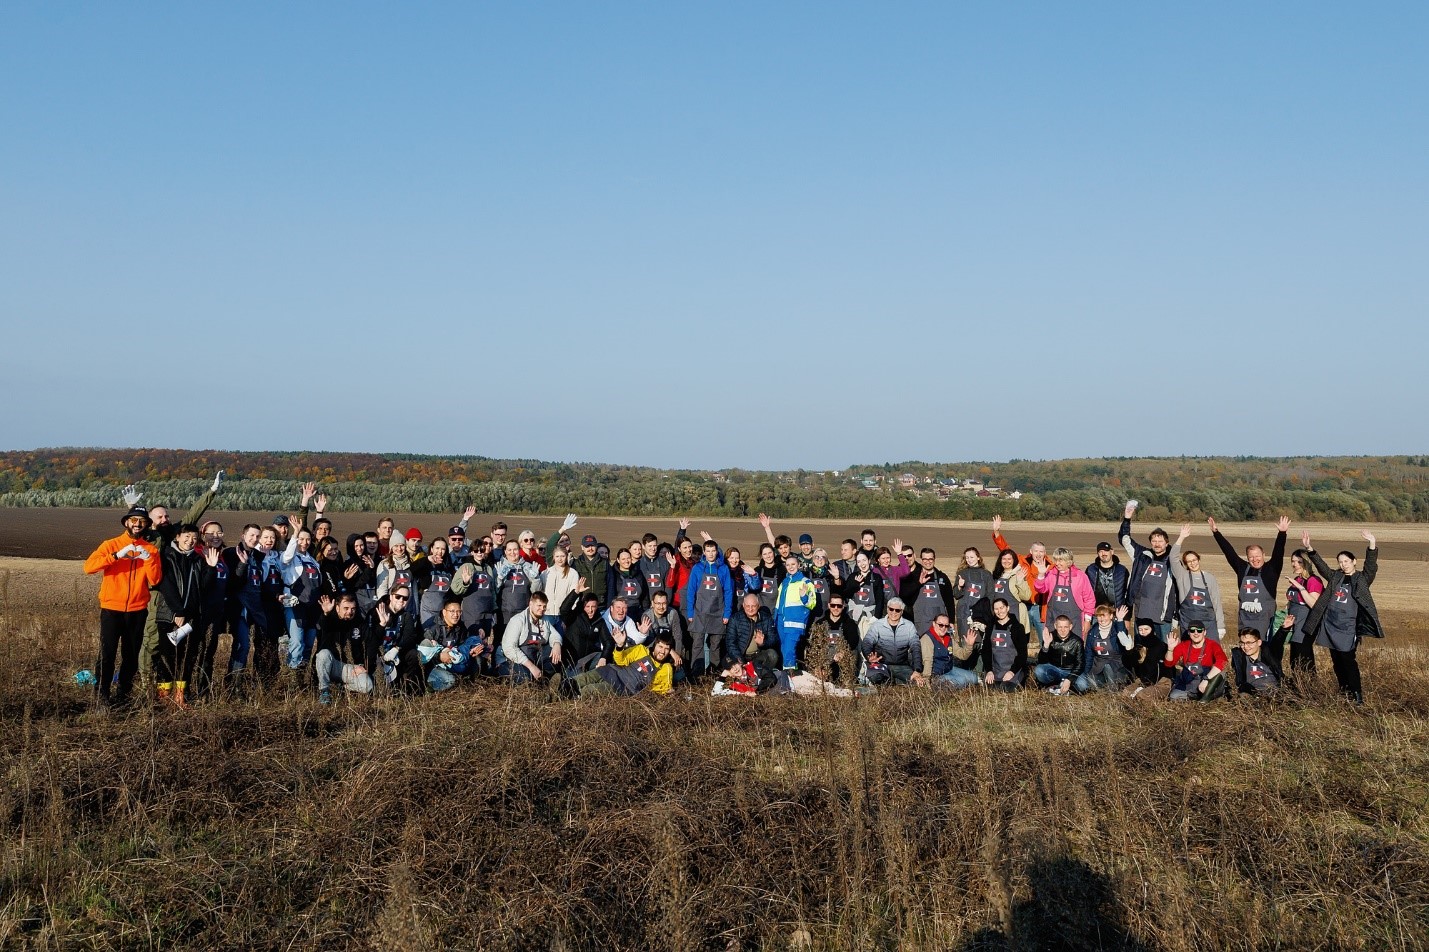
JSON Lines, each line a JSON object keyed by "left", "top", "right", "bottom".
{"left": 314, "top": 594, "right": 378, "bottom": 703}
{"left": 1122, "top": 617, "right": 1167, "bottom": 690}
{"left": 1074, "top": 604, "right": 1134, "bottom": 694}
{"left": 559, "top": 586, "right": 611, "bottom": 673}
{"left": 804, "top": 595, "right": 861, "bottom": 687}
{"left": 1032, "top": 615, "right": 1085, "bottom": 696}
{"left": 373, "top": 586, "right": 426, "bottom": 695}
{"left": 981, "top": 597, "right": 1029, "bottom": 692}
{"left": 725, "top": 592, "right": 781, "bottom": 672}
{"left": 565, "top": 628, "right": 670, "bottom": 697}
{"left": 859, "top": 598, "right": 924, "bottom": 686}
{"left": 420, "top": 595, "right": 486, "bottom": 693}
{"left": 500, "top": 591, "right": 562, "bottom": 684}
{"left": 1231, "top": 626, "right": 1283, "bottom": 699}
{"left": 920, "top": 612, "right": 972, "bottom": 689}
{"left": 1164, "top": 620, "right": 1228, "bottom": 702}
{"left": 641, "top": 590, "right": 689, "bottom": 676}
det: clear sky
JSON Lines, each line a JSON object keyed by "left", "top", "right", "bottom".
{"left": 2, "top": 3, "right": 1424, "bottom": 470}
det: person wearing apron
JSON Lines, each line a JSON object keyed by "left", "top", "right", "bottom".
{"left": 980, "top": 598, "right": 1028, "bottom": 691}
{"left": 1171, "top": 529, "right": 1226, "bottom": 642}
{"left": 1033, "top": 550, "right": 1093, "bottom": 638}
{"left": 495, "top": 541, "right": 539, "bottom": 634}
{"left": 1302, "top": 531, "right": 1382, "bottom": 704}
{"left": 1231, "top": 627, "right": 1283, "bottom": 698}
{"left": 1209, "top": 516, "right": 1289, "bottom": 658}
{"left": 753, "top": 545, "right": 784, "bottom": 615}
{"left": 500, "top": 593, "right": 562, "bottom": 684}
{"left": 417, "top": 541, "right": 457, "bottom": 625}
{"left": 1164, "top": 621, "right": 1227, "bottom": 701}
{"left": 1282, "top": 550, "right": 1324, "bottom": 674}
{"left": 900, "top": 548, "right": 956, "bottom": 636}
{"left": 1074, "top": 604, "right": 1132, "bottom": 693}
{"left": 685, "top": 540, "right": 733, "bottom": 678}
{"left": 843, "top": 552, "right": 886, "bottom": 625}
{"left": 954, "top": 549, "right": 994, "bottom": 640}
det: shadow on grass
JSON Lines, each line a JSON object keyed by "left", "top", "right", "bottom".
{"left": 960, "top": 856, "right": 1155, "bottom": 952}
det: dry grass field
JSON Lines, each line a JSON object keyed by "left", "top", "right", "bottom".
{"left": 1, "top": 514, "right": 1428, "bottom": 950}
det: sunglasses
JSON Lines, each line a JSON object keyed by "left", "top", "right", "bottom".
{"left": 390, "top": 594, "right": 409, "bottom": 602}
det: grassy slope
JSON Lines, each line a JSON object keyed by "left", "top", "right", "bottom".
{"left": 2, "top": 607, "right": 1429, "bottom": 950}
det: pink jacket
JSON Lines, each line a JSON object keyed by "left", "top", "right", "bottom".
{"left": 1033, "top": 565, "right": 1096, "bottom": 627}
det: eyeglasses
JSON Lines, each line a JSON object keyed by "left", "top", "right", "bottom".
{"left": 828, "top": 603, "right": 844, "bottom": 609}
{"left": 933, "top": 621, "right": 949, "bottom": 629}
{"left": 390, "top": 594, "right": 409, "bottom": 602}
{"left": 520, "top": 538, "right": 534, "bottom": 544}
{"left": 887, "top": 607, "right": 903, "bottom": 613}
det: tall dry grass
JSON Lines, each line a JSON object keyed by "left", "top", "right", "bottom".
{"left": 1, "top": 599, "right": 1428, "bottom": 950}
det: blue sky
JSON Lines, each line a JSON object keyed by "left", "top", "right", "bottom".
{"left": 2, "top": 2, "right": 1424, "bottom": 469}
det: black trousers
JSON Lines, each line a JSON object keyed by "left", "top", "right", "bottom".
{"left": 97, "top": 608, "right": 147, "bottom": 704}
{"left": 1288, "top": 638, "right": 1317, "bottom": 674}
{"left": 1329, "top": 647, "right": 1363, "bottom": 703}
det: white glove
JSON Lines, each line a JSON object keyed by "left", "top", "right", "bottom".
{"left": 211, "top": 470, "right": 224, "bottom": 493}
{"left": 167, "top": 622, "right": 193, "bottom": 645}
{"left": 560, "top": 513, "right": 578, "bottom": 533}
{"left": 383, "top": 647, "right": 401, "bottom": 663}
{"left": 1240, "top": 599, "right": 1263, "bottom": 614}
{"left": 114, "top": 544, "right": 137, "bottom": 559}
{"left": 121, "top": 485, "right": 142, "bottom": 507}
{"left": 133, "top": 547, "right": 151, "bottom": 561}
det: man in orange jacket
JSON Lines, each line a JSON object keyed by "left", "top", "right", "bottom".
{"left": 84, "top": 506, "right": 163, "bottom": 708}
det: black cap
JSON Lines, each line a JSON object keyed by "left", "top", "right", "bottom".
{"left": 1096, "top": 541, "right": 1113, "bottom": 551}
{"left": 121, "top": 505, "right": 151, "bottom": 526}
{"left": 448, "top": 525, "right": 465, "bottom": 537}
{"left": 272, "top": 514, "right": 290, "bottom": 527}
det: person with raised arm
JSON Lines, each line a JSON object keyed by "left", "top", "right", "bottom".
{"left": 1170, "top": 524, "right": 1227, "bottom": 643}
{"left": 1032, "top": 548, "right": 1095, "bottom": 637}
{"left": 1299, "top": 529, "right": 1382, "bottom": 703}
{"left": 1163, "top": 620, "right": 1227, "bottom": 701}
{"left": 1118, "top": 501, "right": 1178, "bottom": 640}
{"left": 1281, "top": 549, "right": 1324, "bottom": 674}
{"left": 1208, "top": 515, "right": 1290, "bottom": 661}
{"left": 991, "top": 515, "right": 1048, "bottom": 643}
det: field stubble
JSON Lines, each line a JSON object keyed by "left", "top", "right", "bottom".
{"left": 1, "top": 550, "right": 1429, "bottom": 949}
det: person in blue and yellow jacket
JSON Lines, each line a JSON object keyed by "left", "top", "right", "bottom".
{"left": 774, "top": 554, "right": 818, "bottom": 671}
{"left": 84, "top": 506, "right": 163, "bottom": 708}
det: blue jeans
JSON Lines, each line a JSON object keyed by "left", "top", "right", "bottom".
{"left": 1153, "top": 621, "right": 1173, "bottom": 643}
{"left": 230, "top": 610, "right": 254, "bottom": 670}
{"left": 1074, "top": 665, "right": 1130, "bottom": 694}
{"left": 507, "top": 645, "right": 558, "bottom": 684}
{"left": 936, "top": 667, "right": 982, "bottom": 691}
{"left": 1033, "top": 663, "right": 1075, "bottom": 687}
{"left": 1027, "top": 609, "right": 1046, "bottom": 644}
{"left": 428, "top": 666, "right": 458, "bottom": 692}
{"left": 284, "top": 607, "right": 316, "bottom": 669}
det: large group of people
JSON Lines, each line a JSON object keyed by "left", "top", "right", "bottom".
{"left": 83, "top": 478, "right": 1385, "bottom": 709}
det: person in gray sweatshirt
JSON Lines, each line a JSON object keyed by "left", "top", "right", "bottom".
{"left": 859, "top": 598, "right": 924, "bottom": 686}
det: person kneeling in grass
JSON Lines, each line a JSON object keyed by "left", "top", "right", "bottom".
{"left": 1074, "top": 604, "right": 1133, "bottom": 694}
{"left": 1231, "top": 626, "right": 1283, "bottom": 699}
{"left": 1164, "top": 620, "right": 1227, "bottom": 701}
{"left": 1032, "top": 615, "right": 1084, "bottom": 696}
{"left": 566, "top": 631, "right": 674, "bottom": 698}
{"left": 981, "top": 597, "right": 1029, "bottom": 691}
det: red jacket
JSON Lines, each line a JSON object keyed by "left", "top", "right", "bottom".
{"left": 84, "top": 533, "right": 162, "bottom": 612}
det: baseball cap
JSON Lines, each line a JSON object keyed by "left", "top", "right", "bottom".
{"left": 1186, "top": 620, "right": 1206, "bottom": 633}
{"left": 581, "top": 534, "right": 598, "bottom": 547}
{"left": 1096, "top": 541, "right": 1113, "bottom": 552}
{"left": 798, "top": 533, "right": 813, "bottom": 545}
{"left": 447, "top": 525, "right": 466, "bottom": 537}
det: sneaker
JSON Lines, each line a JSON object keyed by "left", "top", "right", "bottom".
{"left": 318, "top": 689, "right": 332, "bottom": 706}
{"left": 1046, "top": 686, "right": 1063, "bottom": 696}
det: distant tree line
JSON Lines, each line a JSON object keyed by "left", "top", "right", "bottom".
{"left": 1, "top": 449, "right": 1426, "bottom": 522}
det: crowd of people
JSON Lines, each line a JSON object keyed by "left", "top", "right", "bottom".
{"left": 83, "top": 477, "right": 1385, "bottom": 709}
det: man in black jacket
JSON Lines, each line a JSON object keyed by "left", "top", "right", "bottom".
{"left": 899, "top": 548, "right": 958, "bottom": 636}
{"left": 1230, "top": 627, "right": 1283, "bottom": 698}
{"left": 314, "top": 594, "right": 378, "bottom": 703}
{"left": 559, "top": 589, "right": 612, "bottom": 672}
{"left": 1086, "top": 542, "right": 1129, "bottom": 610}
{"left": 375, "top": 586, "right": 426, "bottom": 695}
{"left": 725, "top": 593, "right": 780, "bottom": 670}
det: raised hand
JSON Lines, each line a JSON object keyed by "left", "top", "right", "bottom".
{"left": 758, "top": 513, "right": 771, "bottom": 529}
{"left": 300, "top": 482, "right": 316, "bottom": 505}
{"left": 575, "top": 575, "right": 589, "bottom": 593}
{"left": 992, "top": 515, "right": 1002, "bottom": 533}
{"left": 1206, "top": 517, "right": 1219, "bottom": 534}
{"left": 679, "top": 517, "right": 691, "bottom": 531}
{"left": 1177, "top": 524, "right": 1192, "bottom": 544}
{"left": 121, "top": 485, "right": 143, "bottom": 507}
{"left": 1167, "top": 628, "right": 1181, "bottom": 651}
{"left": 1277, "top": 516, "right": 1291, "bottom": 533}
{"left": 343, "top": 562, "right": 360, "bottom": 578}
{"left": 1301, "top": 529, "right": 1312, "bottom": 550}
{"left": 1123, "top": 502, "right": 1136, "bottom": 519}
{"left": 891, "top": 538, "right": 903, "bottom": 555}
{"left": 1114, "top": 605, "right": 1129, "bottom": 621}
{"left": 463, "top": 505, "right": 477, "bottom": 521}
{"left": 1361, "top": 529, "right": 1376, "bottom": 547}
{"left": 375, "top": 602, "right": 391, "bottom": 626}
{"left": 699, "top": 530, "right": 713, "bottom": 543}
{"left": 236, "top": 547, "right": 249, "bottom": 564}
{"left": 315, "top": 494, "right": 328, "bottom": 513}
{"left": 204, "top": 547, "right": 220, "bottom": 567}
{"left": 318, "top": 594, "right": 335, "bottom": 614}
{"left": 638, "top": 615, "right": 652, "bottom": 634}
{"left": 560, "top": 513, "right": 578, "bottom": 533}
{"left": 211, "top": 470, "right": 224, "bottom": 493}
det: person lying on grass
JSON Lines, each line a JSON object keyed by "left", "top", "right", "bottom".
{"left": 564, "top": 632, "right": 674, "bottom": 698}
